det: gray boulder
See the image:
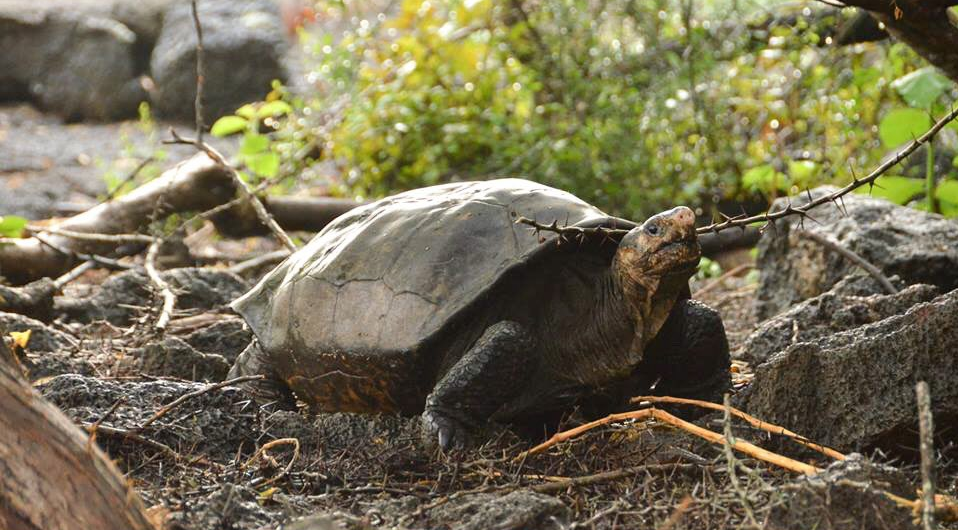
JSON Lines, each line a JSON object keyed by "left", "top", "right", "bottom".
{"left": 150, "top": 0, "right": 289, "bottom": 121}
{"left": 0, "top": 0, "right": 162, "bottom": 120}
{"left": 756, "top": 187, "right": 958, "bottom": 319}
{"left": 743, "top": 287, "right": 958, "bottom": 454}
{"left": 740, "top": 275, "right": 937, "bottom": 365}
{"left": 136, "top": 336, "right": 230, "bottom": 381}
{"left": 767, "top": 454, "right": 918, "bottom": 530}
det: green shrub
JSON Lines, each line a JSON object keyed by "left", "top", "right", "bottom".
{"left": 260, "top": 1, "right": 942, "bottom": 219}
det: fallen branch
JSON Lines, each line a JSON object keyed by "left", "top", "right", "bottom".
{"left": 0, "top": 154, "right": 234, "bottom": 284}
{"left": 630, "top": 395, "right": 846, "bottom": 461}
{"left": 0, "top": 154, "right": 360, "bottom": 285}
{"left": 517, "top": 406, "right": 821, "bottom": 476}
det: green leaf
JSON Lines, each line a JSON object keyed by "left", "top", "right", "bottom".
{"left": 855, "top": 175, "right": 923, "bottom": 205}
{"left": 210, "top": 115, "right": 249, "bottom": 137}
{"left": 235, "top": 104, "right": 257, "bottom": 120}
{"left": 0, "top": 215, "right": 27, "bottom": 238}
{"left": 787, "top": 160, "right": 818, "bottom": 187}
{"left": 240, "top": 133, "right": 270, "bottom": 155}
{"left": 878, "top": 108, "right": 931, "bottom": 148}
{"left": 891, "top": 67, "right": 952, "bottom": 109}
{"left": 243, "top": 152, "right": 280, "bottom": 178}
{"left": 742, "top": 164, "right": 788, "bottom": 193}
{"left": 936, "top": 180, "right": 958, "bottom": 217}
{"left": 257, "top": 100, "right": 293, "bottom": 119}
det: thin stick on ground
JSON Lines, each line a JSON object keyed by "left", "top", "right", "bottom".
{"left": 244, "top": 438, "right": 300, "bottom": 487}
{"left": 137, "top": 374, "right": 265, "bottom": 430}
{"left": 144, "top": 239, "right": 176, "bottom": 332}
{"left": 800, "top": 230, "right": 897, "bottom": 294}
{"left": 917, "top": 381, "right": 936, "bottom": 530}
{"left": 52, "top": 261, "right": 97, "bottom": 291}
{"left": 84, "top": 423, "right": 181, "bottom": 461}
{"left": 630, "top": 395, "right": 846, "bottom": 461}
{"left": 27, "top": 226, "right": 154, "bottom": 245}
{"left": 228, "top": 249, "right": 291, "bottom": 276}
{"left": 516, "top": 407, "right": 821, "bottom": 476}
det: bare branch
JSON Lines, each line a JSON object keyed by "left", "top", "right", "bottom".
{"left": 144, "top": 239, "right": 176, "bottom": 332}
{"left": 190, "top": 0, "right": 205, "bottom": 143}
{"left": 799, "top": 230, "right": 898, "bottom": 294}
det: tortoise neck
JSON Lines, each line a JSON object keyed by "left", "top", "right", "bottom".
{"left": 609, "top": 262, "right": 654, "bottom": 346}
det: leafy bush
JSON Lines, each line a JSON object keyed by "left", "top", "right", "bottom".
{"left": 246, "top": 0, "right": 951, "bottom": 220}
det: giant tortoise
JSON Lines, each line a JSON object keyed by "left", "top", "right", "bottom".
{"left": 229, "top": 178, "right": 730, "bottom": 447}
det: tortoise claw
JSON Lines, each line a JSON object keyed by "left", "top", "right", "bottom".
{"left": 421, "top": 409, "right": 468, "bottom": 451}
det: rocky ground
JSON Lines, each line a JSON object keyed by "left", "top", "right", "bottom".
{"left": 1, "top": 188, "right": 957, "bottom": 529}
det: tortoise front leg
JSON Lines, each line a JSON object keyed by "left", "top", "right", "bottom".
{"left": 641, "top": 299, "right": 731, "bottom": 411}
{"left": 422, "top": 321, "right": 535, "bottom": 449}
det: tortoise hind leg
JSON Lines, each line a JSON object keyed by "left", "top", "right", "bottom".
{"left": 642, "top": 299, "right": 731, "bottom": 413}
{"left": 228, "top": 340, "right": 297, "bottom": 410}
{"left": 422, "top": 321, "right": 535, "bottom": 449}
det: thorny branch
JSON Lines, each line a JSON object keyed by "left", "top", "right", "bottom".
{"left": 517, "top": 104, "right": 958, "bottom": 239}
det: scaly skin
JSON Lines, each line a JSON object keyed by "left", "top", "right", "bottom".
{"left": 422, "top": 207, "right": 729, "bottom": 449}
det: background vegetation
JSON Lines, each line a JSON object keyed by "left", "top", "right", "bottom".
{"left": 216, "top": 0, "right": 958, "bottom": 222}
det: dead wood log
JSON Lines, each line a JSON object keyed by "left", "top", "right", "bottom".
{"left": 0, "top": 154, "right": 236, "bottom": 285}
{"left": 0, "top": 153, "right": 365, "bottom": 285}
{"left": 0, "top": 279, "right": 55, "bottom": 321}
{"left": 210, "top": 195, "right": 366, "bottom": 238}
{"left": 0, "top": 334, "right": 154, "bottom": 530}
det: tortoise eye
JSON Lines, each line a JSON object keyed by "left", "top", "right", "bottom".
{"left": 645, "top": 223, "right": 661, "bottom": 236}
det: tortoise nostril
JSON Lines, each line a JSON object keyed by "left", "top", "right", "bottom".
{"left": 673, "top": 207, "right": 695, "bottom": 228}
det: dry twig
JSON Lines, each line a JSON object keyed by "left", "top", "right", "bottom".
{"left": 917, "top": 381, "right": 936, "bottom": 530}
{"left": 517, "top": 407, "right": 821, "bottom": 475}
{"left": 163, "top": 0, "right": 296, "bottom": 252}
{"left": 244, "top": 438, "right": 301, "bottom": 487}
{"left": 799, "top": 230, "right": 897, "bottom": 294}
{"left": 144, "top": 239, "right": 176, "bottom": 332}
{"left": 630, "top": 395, "right": 846, "bottom": 461}
{"left": 137, "top": 374, "right": 265, "bottom": 430}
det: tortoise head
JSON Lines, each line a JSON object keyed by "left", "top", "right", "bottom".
{"left": 612, "top": 206, "right": 700, "bottom": 338}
